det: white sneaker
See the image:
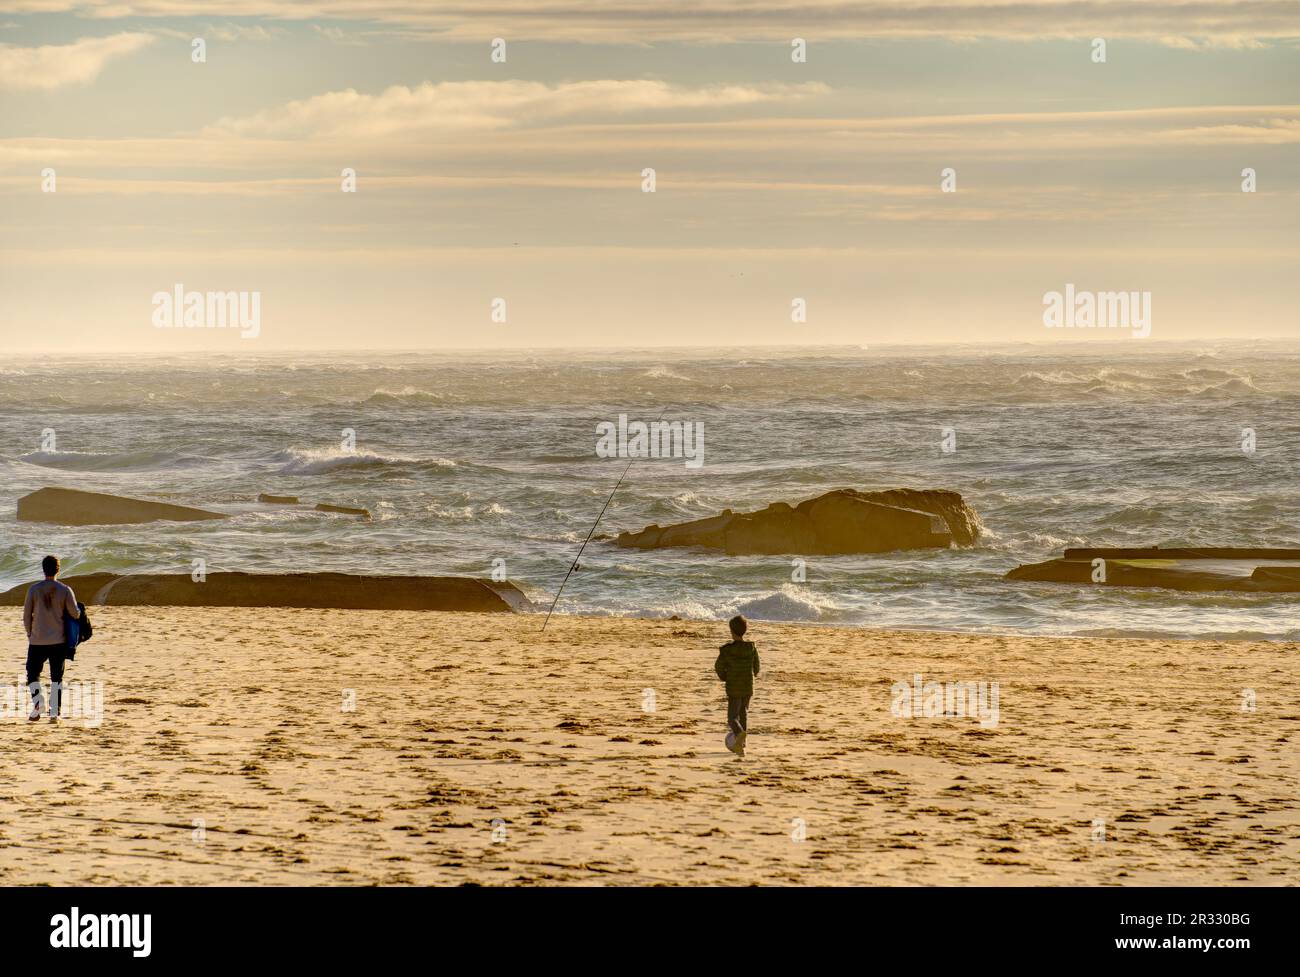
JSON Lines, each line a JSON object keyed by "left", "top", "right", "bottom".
{"left": 28, "top": 682, "right": 45, "bottom": 721}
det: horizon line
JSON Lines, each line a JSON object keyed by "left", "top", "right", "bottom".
{"left": 4, "top": 335, "right": 1296, "bottom": 358}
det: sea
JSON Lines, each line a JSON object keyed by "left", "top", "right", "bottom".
{"left": 2, "top": 341, "right": 1297, "bottom": 641}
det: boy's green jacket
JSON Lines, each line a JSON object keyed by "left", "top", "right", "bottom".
{"left": 714, "top": 640, "right": 760, "bottom": 697}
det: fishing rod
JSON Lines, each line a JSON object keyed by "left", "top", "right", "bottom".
{"left": 541, "top": 407, "right": 671, "bottom": 631}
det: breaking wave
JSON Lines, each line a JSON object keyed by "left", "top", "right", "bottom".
{"left": 271, "top": 447, "right": 455, "bottom": 475}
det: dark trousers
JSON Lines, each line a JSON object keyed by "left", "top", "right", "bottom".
{"left": 27, "top": 644, "right": 67, "bottom": 715}
{"left": 727, "top": 695, "right": 751, "bottom": 735}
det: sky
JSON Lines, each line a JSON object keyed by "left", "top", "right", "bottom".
{"left": 0, "top": 1, "right": 1297, "bottom": 352}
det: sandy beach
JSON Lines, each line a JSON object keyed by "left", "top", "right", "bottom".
{"left": 2, "top": 607, "right": 1295, "bottom": 886}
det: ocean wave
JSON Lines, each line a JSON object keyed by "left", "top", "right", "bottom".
{"left": 272, "top": 447, "right": 455, "bottom": 475}
{"left": 241, "top": 508, "right": 332, "bottom": 525}
{"left": 642, "top": 366, "right": 695, "bottom": 382}
{"left": 533, "top": 453, "right": 597, "bottom": 464}
{"left": 639, "top": 490, "right": 722, "bottom": 520}
{"left": 982, "top": 530, "right": 1086, "bottom": 554}
{"left": 730, "top": 586, "right": 840, "bottom": 622}
{"left": 1097, "top": 368, "right": 1160, "bottom": 383}
{"left": 1194, "top": 376, "right": 1263, "bottom": 397}
{"left": 624, "top": 597, "right": 721, "bottom": 621}
{"left": 360, "top": 386, "right": 448, "bottom": 406}
{"left": 1014, "top": 370, "right": 1155, "bottom": 399}
{"left": 425, "top": 501, "right": 513, "bottom": 521}
{"left": 1013, "top": 370, "right": 1092, "bottom": 388}
{"left": 16, "top": 449, "right": 211, "bottom": 472}
{"left": 998, "top": 365, "right": 1272, "bottom": 402}
{"left": 671, "top": 490, "right": 710, "bottom": 509}
{"left": 593, "top": 586, "right": 841, "bottom": 623}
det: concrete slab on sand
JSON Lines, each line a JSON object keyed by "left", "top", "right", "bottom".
{"left": 16, "top": 487, "right": 228, "bottom": 526}
{"left": 0, "top": 572, "right": 532, "bottom": 613}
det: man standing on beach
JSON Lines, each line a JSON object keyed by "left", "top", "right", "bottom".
{"left": 715, "top": 615, "right": 760, "bottom": 756}
{"left": 23, "top": 555, "right": 79, "bottom": 722}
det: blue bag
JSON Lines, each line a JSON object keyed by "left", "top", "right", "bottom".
{"left": 64, "top": 601, "right": 91, "bottom": 660}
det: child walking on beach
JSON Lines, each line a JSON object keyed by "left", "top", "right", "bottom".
{"left": 714, "top": 615, "right": 760, "bottom": 756}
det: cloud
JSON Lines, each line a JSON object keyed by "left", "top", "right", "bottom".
{"left": 7, "top": 101, "right": 1296, "bottom": 202}
{"left": 0, "top": 31, "right": 153, "bottom": 90}
{"left": 204, "top": 23, "right": 282, "bottom": 42}
{"left": 203, "top": 79, "right": 828, "bottom": 139}
{"left": 1156, "top": 33, "right": 1271, "bottom": 50}
{"left": 311, "top": 24, "right": 367, "bottom": 45}
{"left": 4, "top": 1, "right": 1300, "bottom": 43}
